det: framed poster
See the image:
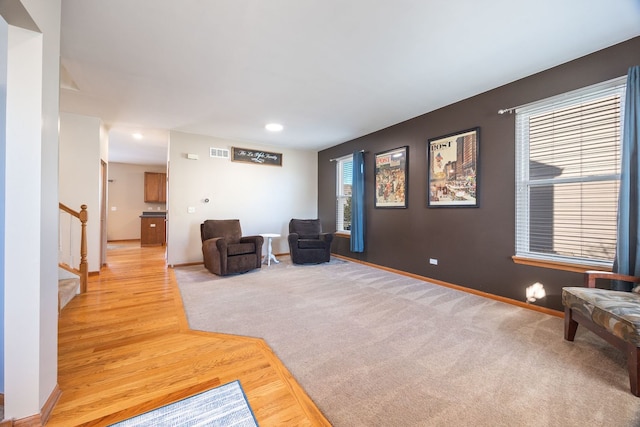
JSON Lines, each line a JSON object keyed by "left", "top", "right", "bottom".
{"left": 231, "top": 147, "right": 282, "bottom": 166}
{"left": 374, "top": 146, "right": 408, "bottom": 208}
{"left": 427, "top": 127, "right": 479, "bottom": 208}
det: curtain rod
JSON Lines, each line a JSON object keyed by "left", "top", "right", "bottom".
{"left": 329, "top": 150, "right": 365, "bottom": 162}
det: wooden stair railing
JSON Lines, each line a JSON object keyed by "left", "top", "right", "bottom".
{"left": 59, "top": 203, "right": 88, "bottom": 293}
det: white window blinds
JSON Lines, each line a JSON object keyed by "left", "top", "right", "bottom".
{"left": 515, "top": 77, "right": 626, "bottom": 267}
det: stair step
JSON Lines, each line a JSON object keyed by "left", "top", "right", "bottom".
{"left": 59, "top": 277, "right": 80, "bottom": 311}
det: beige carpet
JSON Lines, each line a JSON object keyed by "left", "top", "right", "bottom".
{"left": 175, "top": 257, "right": 640, "bottom": 427}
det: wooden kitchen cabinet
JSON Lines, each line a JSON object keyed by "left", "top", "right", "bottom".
{"left": 140, "top": 216, "right": 166, "bottom": 247}
{"left": 144, "top": 172, "right": 167, "bottom": 203}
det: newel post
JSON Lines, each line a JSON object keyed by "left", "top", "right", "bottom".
{"left": 79, "top": 204, "right": 88, "bottom": 293}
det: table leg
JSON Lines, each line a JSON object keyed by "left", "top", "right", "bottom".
{"left": 264, "top": 236, "right": 280, "bottom": 266}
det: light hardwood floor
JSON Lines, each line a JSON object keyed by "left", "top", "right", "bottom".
{"left": 47, "top": 242, "right": 329, "bottom": 426}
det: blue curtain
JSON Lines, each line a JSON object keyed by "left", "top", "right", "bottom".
{"left": 613, "top": 66, "right": 640, "bottom": 291}
{"left": 350, "top": 151, "right": 365, "bottom": 252}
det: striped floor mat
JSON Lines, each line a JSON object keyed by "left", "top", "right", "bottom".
{"left": 110, "top": 380, "right": 258, "bottom": 426}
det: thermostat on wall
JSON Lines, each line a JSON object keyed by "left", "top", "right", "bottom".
{"left": 187, "top": 153, "right": 199, "bottom": 160}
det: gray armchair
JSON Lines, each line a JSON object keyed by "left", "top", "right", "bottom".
{"left": 288, "top": 219, "right": 333, "bottom": 264}
{"left": 200, "top": 219, "right": 263, "bottom": 276}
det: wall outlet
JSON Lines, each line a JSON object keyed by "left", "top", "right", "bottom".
{"left": 187, "top": 206, "right": 196, "bottom": 213}
{"left": 110, "top": 206, "right": 117, "bottom": 211}
{"left": 429, "top": 258, "right": 438, "bottom": 265}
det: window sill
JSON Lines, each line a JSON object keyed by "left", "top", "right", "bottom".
{"left": 512, "top": 256, "right": 612, "bottom": 274}
{"left": 335, "top": 232, "right": 351, "bottom": 238}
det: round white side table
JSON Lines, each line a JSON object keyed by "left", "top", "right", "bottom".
{"left": 260, "top": 233, "right": 280, "bottom": 266}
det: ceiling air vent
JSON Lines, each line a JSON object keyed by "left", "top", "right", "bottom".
{"left": 210, "top": 147, "right": 230, "bottom": 159}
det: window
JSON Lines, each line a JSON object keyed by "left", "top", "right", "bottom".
{"left": 336, "top": 155, "right": 353, "bottom": 233}
{"left": 515, "top": 77, "right": 626, "bottom": 268}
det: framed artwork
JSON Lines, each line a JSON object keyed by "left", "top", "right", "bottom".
{"left": 231, "top": 147, "right": 282, "bottom": 166}
{"left": 427, "top": 127, "right": 479, "bottom": 208}
{"left": 374, "top": 146, "right": 408, "bottom": 208}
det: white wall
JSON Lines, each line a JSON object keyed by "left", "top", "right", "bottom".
{"left": 3, "top": 0, "right": 60, "bottom": 420}
{"left": 100, "top": 123, "right": 108, "bottom": 264}
{"left": 167, "top": 131, "right": 318, "bottom": 266}
{"left": 5, "top": 24, "right": 43, "bottom": 418}
{"left": 37, "top": 0, "right": 61, "bottom": 411}
{"left": 0, "top": 14, "right": 7, "bottom": 397}
{"left": 107, "top": 162, "right": 167, "bottom": 240}
{"left": 59, "top": 112, "right": 102, "bottom": 273}
{"left": 100, "top": 122, "right": 108, "bottom": 164}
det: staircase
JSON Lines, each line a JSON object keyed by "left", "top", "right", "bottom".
{"left": 58, "top": 203, "right": 88, "bottom": 311}
{"left": 58, "top": 277, "right": 80, "bottom": 310}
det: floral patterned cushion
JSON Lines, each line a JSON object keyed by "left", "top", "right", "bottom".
{"left": 562, "top": 287, "right": 640, "bottom": 346}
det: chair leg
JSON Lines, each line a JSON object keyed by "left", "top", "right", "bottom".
{"left": 564, "top": 307, "right": 578, "bottom": 341}
{"left": 627, "top": 343, "right": 640, "bottom": 397}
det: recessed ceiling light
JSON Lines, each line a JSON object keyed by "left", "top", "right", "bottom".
{"left": 265, "top": 123, "right": 283, "bottom": 132}
{"left": 132, "top": 133, "right": 143, "bottom": 140}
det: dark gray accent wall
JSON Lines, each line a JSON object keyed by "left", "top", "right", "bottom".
{"left": 318, "top": 36, "right": 640, "bottom": 312}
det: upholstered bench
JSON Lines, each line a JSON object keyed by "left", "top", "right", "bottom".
{"left": 563, "top": 271, "right": 640, "bottom": 396}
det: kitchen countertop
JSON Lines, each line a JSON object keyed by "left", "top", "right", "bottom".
{"left": 140, "top": 211, "right": 167, "bottom": 218}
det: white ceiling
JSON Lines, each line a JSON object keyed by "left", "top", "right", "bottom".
{"left": 59, "top": 1, "right": 640, "bottom": 165}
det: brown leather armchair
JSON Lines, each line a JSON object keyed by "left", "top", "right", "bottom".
{"left": 288, "top": 219, "right": 333, "bottom": 264}
{"left": 200, "top": 219, "right": 264, "bottom": 276}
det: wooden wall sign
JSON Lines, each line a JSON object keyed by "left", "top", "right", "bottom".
{"left": 231, "top": 147, "right": 283, "bottom": 166}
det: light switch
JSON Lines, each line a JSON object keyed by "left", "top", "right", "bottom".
{"left": 187, "top": 206, "right": 196, "bottom": 213}
{"left": 111, "top": 206, "right": 117, "bottom": 211}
